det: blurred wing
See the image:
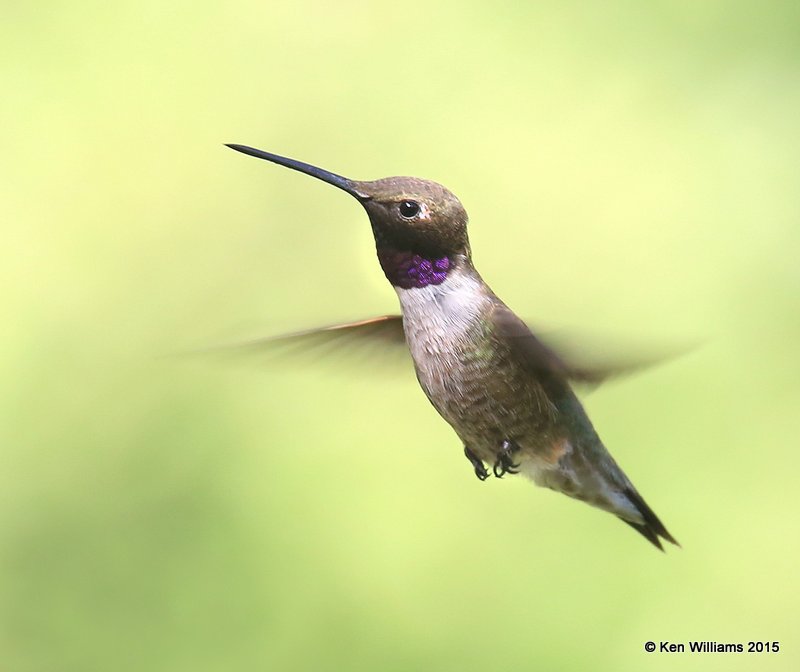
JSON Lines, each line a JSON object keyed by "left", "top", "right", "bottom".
{"left": 256, "top": 314, "right": 405, "bottom": 349}
{"left": 203, "top": 315, "right": 409, "bottom": 367}
{"left": 536, "top": 330, "right": 688, "bottom": 385}
{"left": 491, "top": 302, "right": 678, "bottom": 386}
{"left": 198, "top": 310, "right": 680, "bottom": 382}
{"left": 491, "top": 302, "right": 575, "bottom": 380}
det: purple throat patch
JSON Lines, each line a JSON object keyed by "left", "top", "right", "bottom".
{"left": 377, "top": 249, "right": 451, "bottom": 289}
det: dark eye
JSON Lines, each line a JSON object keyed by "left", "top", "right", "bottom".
{"left": 399, "top": 200, "right": 421, "bottom": 219}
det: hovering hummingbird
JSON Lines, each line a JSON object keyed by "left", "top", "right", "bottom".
{"left": 226, "top": 143, "right": 679, "bottom": 551}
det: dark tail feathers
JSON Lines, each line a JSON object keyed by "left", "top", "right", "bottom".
{"left": 619, "top": 487, "right": 680, "bottom": 552}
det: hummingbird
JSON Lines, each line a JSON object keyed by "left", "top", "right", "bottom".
{"left": 226, "top": 143, "right": 679, "bottom": 551}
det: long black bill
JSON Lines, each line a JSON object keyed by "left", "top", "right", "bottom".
{"left": 225, "top": 144, "right": 366, "bottom": 199}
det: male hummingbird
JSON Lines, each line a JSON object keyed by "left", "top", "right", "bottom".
{"left": 226, "top": 143, "right": 678, "bottom": 551}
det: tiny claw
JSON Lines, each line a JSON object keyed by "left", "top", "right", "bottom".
{"left": 464, "top": 446, "right": 490, "bottom": 482}
{"left": 492, "top": 459, "right": 511, "bottom": 478}
{"left": 493, "top": 440, "right": 522, "bottom": 478}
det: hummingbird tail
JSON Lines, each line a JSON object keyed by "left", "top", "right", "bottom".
{"left": 619, "top": 486, "right": 680, "bottom": 552}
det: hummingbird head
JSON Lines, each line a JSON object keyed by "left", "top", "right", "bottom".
{"left": 226, "top": 144, "right": 470, "bottom": 289}
{"left": 354, "top": 176, "right": 469, "bottom": 258}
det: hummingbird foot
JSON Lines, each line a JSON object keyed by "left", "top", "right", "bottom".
{"left": 463, "top": 446, "right": 490, "bottom": 481}
{"left": 492, "top": 439, "right": 521, "bottom": 478}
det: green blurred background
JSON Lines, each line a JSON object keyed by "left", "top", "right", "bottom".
{"left": 2, "top": 1, "right": 799, "bottom": 670}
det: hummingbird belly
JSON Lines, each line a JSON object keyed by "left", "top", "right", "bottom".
{"left": 413, "top": 338, "right": 558, "bottom": 467}
{"left": 397, "top": 278, "right": 558, "bottom": 466}
{"left": 397, "top": 278, "right": 642, "bottom": 523}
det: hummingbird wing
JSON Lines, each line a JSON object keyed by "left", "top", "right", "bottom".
{"left": 490, "top": 302, "right": 674, "bottom": 385}
{"left": 200, "top": 312, "right": 677, "bottom": 382}
{"left": 200, "top": 315, "right": 408, "bottom": 367}
{"left": 249, "top": 315, "right": 405, "bottom": 347}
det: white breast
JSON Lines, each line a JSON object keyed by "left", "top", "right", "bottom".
{"left": 395, "top": 269, "right": 490, "bottom": 405}
{"left": 397, "top": 270, "right": 486, "bottom": 347}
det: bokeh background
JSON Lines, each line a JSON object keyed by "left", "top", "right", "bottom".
{"left": 2, "top": 1, "right": 799, "bottom": 670}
